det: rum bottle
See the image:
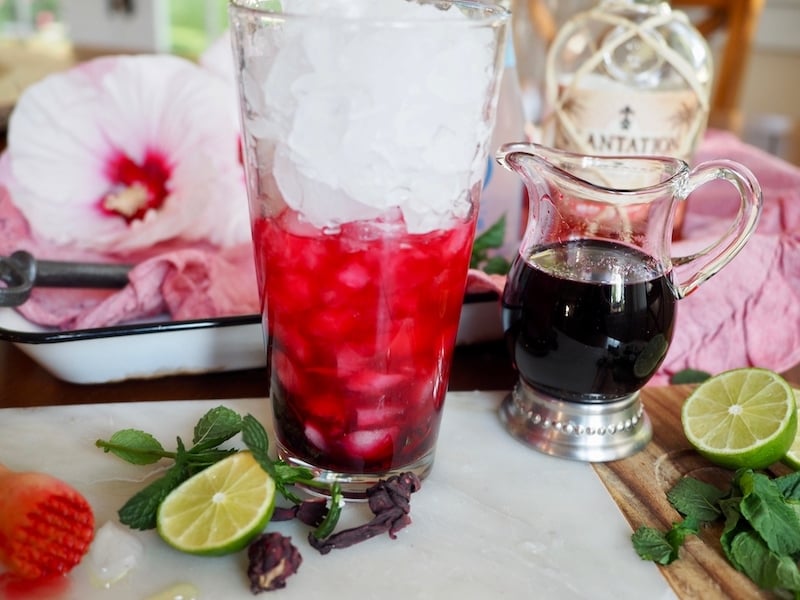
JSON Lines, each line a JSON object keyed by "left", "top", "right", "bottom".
{"left": 542, "top": 0, "right": 713, "bottom": 163}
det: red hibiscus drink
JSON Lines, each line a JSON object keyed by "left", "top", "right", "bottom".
{"left": 230, "top": 0, "right": 509, "bottom": 493}
{"left": 252, "top": 208, "right": 477, "bottom": 485}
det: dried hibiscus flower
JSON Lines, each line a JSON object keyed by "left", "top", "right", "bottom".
{"left": 247, "top": 532, "right": 302, "bottom": 594}
{"left": 308, "top": 472, "right": 422, "bottom": 554}
{"left": 270, "top": 499, "right": 328, "bottom": 527}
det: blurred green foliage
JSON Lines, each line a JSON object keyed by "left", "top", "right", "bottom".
{"left": 169, "top": 0, "right": 228, "bottom": 58}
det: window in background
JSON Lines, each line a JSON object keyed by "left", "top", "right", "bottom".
{"left": 1, "top": 0, "right": 229, "bottom": 57}
{"left": 169, "top": 0, "right": 228, "bottom": 58}
{"left": 0, "top": 0, "right": 63, "bottom": 39}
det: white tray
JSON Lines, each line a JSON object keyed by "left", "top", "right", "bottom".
{"left": 0, "top": 294, "right": 503, "bottom": 384}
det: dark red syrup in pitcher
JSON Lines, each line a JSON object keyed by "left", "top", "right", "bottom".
{"left": 502, "top": 239, "right": 676, "bottom": 401}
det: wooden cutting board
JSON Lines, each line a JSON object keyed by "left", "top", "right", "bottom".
{"left": 593, "top": 385, "right": 791, "bottom": 599}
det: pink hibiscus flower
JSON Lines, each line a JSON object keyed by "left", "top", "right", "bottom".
{"left": 2, "top": 54, "right": 249, "bottom": 253}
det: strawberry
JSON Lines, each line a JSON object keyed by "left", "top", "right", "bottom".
{"left": 0, "top": 465, "right": 95, "bottom": 580}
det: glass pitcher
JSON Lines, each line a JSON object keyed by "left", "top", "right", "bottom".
{"left": 496, "top": 142, "right": 762, "bottom": 461}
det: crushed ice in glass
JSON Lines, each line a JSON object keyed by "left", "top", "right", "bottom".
{"left": 237, "top": 0, "right": 498, "bottom": 233}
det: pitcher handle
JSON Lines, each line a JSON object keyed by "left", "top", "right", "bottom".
{"left": 672, "top": 160, "right": 762, "bottom": 299}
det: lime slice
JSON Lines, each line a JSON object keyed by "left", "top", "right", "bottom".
{"left": 156, "top": 452, "right": 276, "bottom": 556}
{"left": 681, "top": 368, "right": 797, "bottom": 470}
{"left": 782, "top": 389, "right": 800, "bottom": 469}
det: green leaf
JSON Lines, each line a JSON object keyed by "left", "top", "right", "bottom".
{"left": 631, "top": 518, "right": 698, "bottom": 565}
{"left": 470, "top": 215, "right": 510, "bottom": 273}
{"left": 240, "top": 414, "right": 333, "bottom": 504}
{"left": 183, "top": 449, "right": 239, "bottom": 476}
{"left": 775, "top": 470, "right": 800, "bottom": 500}
{"left": 241, "top": 413, "right": 270, "bottom": 457}
{"left": 272, "top": 462, "right": 315, "bottom": 485}
{"left": 481, "top": 255, "right": 511, "bottom": 275}
{"left": 730, "top": 531, "right": 800, "bottom": 592}
{"left": 737, "top": 470, "right": 800, "bottom": 555}
{"left": 669, "top": 369, "right": 712, "bottom": 384}
{"left": 632, "top": 526, "right": 674, "bottom": 564}
{"left": 719, "top": 496, "right": 747, "bottom": 568}
{"left": 631, "top": 519, "right": 698, "bottom": 565}
{"left": 191, "top": 406, "right": 242, "bottom": 451}
{"left": 666, "top": 477, "right": 724, "bottom": 522}
{"left": 472, "top": 215, "right": 506, "bottom": 254}
{"left": 118, "top": 463, "right": 188, "bottom": 530}
{"left": 95, "top": 429, "right": 169, "bottom": 465}
{"left": 666, "top": 515, "right": 700, "bottom": 549}
{"left": 241, "top": 414, "right": 303, "bottom": 504}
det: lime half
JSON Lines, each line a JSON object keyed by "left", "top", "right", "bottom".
{"left": 782, "top": 389, "right": 800, "bottom": 469}
{"left": 681, "top": 368, "right": 797, "bottom": 470}
{"left": 156, "top": 451, "right": 276, "bottom": 556}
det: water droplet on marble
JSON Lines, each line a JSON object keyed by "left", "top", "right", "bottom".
{"left": 145, "top": 582, "right": 200, "bottom": 600}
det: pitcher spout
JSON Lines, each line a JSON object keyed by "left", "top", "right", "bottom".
{"left": 495, "top": 142, "right": 575, "bottom": 194}
{"left": 496, "top": 142, "right": 687, "bottom": 197}
{"left": 495, "top": 141, "right": 696, "bottom": 259}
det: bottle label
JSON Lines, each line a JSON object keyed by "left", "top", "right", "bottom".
{"left": 551, "top": 81, "right": 707, "bottom": 161}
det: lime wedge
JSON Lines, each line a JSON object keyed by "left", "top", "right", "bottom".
{"left": 156, "top": 452, "right": 276, "bottom": 556}
{"left": 681, "top": 368, "right": 797, "bottom": 470}
{"left": 782, "top": 389, "right": 800, "bottom": 469}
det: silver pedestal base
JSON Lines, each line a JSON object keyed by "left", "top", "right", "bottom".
{"left": 498, "top": 380, "right": 652, "bottom": 462}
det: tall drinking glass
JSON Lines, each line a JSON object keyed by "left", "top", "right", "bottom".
{"left": 229, "top": 0, "right": 509, "bottom": 495}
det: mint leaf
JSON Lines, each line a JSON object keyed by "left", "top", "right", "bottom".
{"left": 185, "top": 448, "right": 238, "bottom": 469}
{"left": 632, "top": 526, "right": 675, "bottom": 564}
{"left": 471, "top": 215, "right": 506, "bottom": 256}
{"left": 666, "top": 477, "right": 724, "bottom": 522}
{"left": 774, "top": 470, "right": 800, "bottom": 500}
{"left": 737, "top": 470, "right": 800, "bottom": 555}
{"left": 96, "top": 429, "right": 171, "bottom": 465}
{"left": 632, "top": 518, "right": 698, "bottom": 565}
{"left": 637, "top": 469, "right": 800, "bottom": 596}
{"left": 669, "top": 369, "right": 711, "bottom": 384}
{"left": 241, "top": 413, "right": 270, "bottom": 457}
{"left": 272, "top": 462, "right": 315, "bottom": 486}
{"left": 192, "top": 406, "right": 242, "bottom": 451}
{"left": 719, "top": 496, "right": 747, "bottom": 568}
{"left": 242, "top": 414, "right": 308, "bottom": 504}
{"left": 481, "top": 255, "right": 512, "bottom": 276}
{"left": 667, "top": 515, "right": 700, "bottom": 552}
{"left": 470, "top": 215, "right": 510, "bottom": 275}
{"left": 118, "top": 463, "right": 188, "bottom": 530}
{"left": 730, "top": 531, "right": 800, "bottom": 592}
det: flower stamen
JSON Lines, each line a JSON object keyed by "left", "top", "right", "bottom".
{"left": 103, "top": 183, "right": 151, "bottom": 218}
{"left": 102, "top": 150, "right": 171, "bottom": 222}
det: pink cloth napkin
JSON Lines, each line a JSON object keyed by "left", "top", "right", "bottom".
{"left": 471, "top": 129, "right": 800, "bottom": 384}
{"left": 0, "top": 186, "right": 260, "bottom": 330}
{"left": 662, "top": 130, "right": 800, "bottom": 383}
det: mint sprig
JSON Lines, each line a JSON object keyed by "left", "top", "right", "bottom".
{"left": 96, "top": 406, "right": 341, "bottom": 534}
{"left": 633, "top": 469, "right": 800, "bottom": 594}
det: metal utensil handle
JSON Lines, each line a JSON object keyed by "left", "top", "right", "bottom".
{"left": 32, "top": 257, "right": 133, "bottom": 288}
{"left": 0, "top": 251, "right": 133, "bottom": 308}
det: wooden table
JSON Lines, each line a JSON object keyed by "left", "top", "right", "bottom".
{"left": 0, "top": 338, "right": 520, "bottom": 408}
